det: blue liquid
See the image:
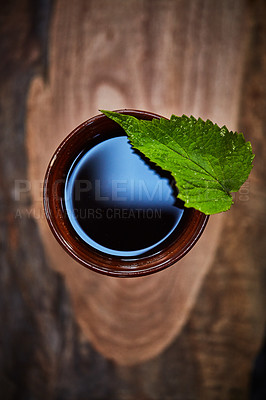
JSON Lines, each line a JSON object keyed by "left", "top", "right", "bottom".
{"left": 64, "top": 136, "right": 184, "bottom": 257}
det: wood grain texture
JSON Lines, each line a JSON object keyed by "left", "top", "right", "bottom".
{"left": 0, "top": 0, "right": 266, "bottom": 398}
{"left": 26, "top": 0, "right": 248, "bottom": 366}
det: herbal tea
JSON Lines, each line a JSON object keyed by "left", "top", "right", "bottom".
{"left": 64, "top": 135, "right": 184, "bottom": 257}
{"left": 44, "top": 110, "right": 209, "bottom": 276}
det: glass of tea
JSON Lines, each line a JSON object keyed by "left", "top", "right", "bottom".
{"left": 43, "top": 110, "right": 208, "bottom": 277}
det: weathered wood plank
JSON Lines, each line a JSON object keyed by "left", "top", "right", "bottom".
{"left": 26, "top": 0, "right": 250, "bottom": 367}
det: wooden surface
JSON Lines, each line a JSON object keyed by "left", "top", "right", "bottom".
{"left": 0, "top": 0, "right": 266, "bottom": 399}
{"left": 25, "top": 0, "right": 247, "bottom": 366}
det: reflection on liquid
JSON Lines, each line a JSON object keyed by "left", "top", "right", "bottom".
{"left": 65, "top": 136, "right": 184, "bottom": 257}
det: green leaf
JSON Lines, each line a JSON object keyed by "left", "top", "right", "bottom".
{"left": 101, "top": 110, "right": 255, "bottom": 215}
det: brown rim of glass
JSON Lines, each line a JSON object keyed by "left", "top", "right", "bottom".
{"left": 43, "top": 109, "right": 209, "bottom": 277}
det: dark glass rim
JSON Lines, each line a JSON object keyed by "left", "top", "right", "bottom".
{"left": 43, "top": 109, "right": 209, "bottom": 277}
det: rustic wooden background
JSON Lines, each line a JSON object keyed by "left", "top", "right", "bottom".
{"left": 0, "top": 0, "right": 266, "bottom": 399}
